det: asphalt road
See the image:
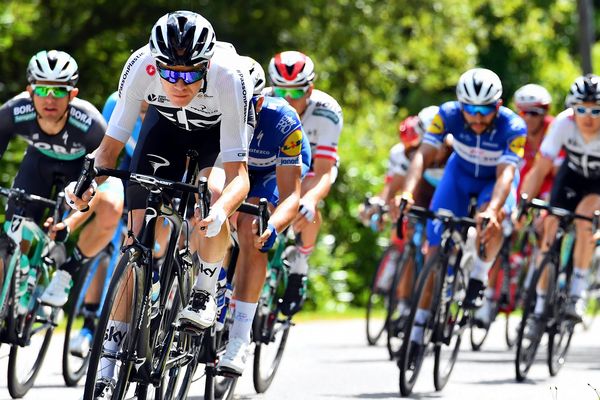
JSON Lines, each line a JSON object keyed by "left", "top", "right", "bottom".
{"left": 0, "top": 316, "right": 598, "bottom": 399}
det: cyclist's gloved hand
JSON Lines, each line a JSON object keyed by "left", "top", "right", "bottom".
{"left": 65, "top": 180, "right": 97, "bottom": 212}
{"left": 253, "top": 221, "right": 277, "bottom": 253}
{"left": 298, "top": 202, "right": 316, "bottom": 223}
{"left": 202, "top": 206, "right": 227, "bottom": 238}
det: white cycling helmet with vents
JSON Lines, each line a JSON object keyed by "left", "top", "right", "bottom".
{"left": 268, "top": 51, "right": 315, "bottom": 87}
{"left": 456, "top": 68, "right": 503, "bottom": 105}
{"left": 514, "top": 84, "right": 552, "bottom": 109}
{"left": 27, "top": 50, "right": 79, "bottom": 86}
{"left": 242, "top": 56, "right": 266, "bottom": 95}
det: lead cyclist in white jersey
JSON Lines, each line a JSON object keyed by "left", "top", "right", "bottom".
{"left": 264, "top": 51, "right": 343, "bottom": 316}
{"left": 66, "top": 11, "right": 252, "bottom": 395}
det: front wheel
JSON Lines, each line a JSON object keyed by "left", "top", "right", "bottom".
{"left": 366, "top": 247, "right": 397, "bottom": 346}
{"left": 386, "top": 247, "right": 414, "bottom": 360}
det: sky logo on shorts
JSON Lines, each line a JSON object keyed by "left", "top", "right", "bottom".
{"left": 282, "top": 129, "right": 303, "bottom": 157}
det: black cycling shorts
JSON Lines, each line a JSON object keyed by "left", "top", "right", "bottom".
{"left": 549, "top": 162, "right": 600, "bottom": 211}
{"left": 6, "top": 150, "right": 81, "bottom": 222}
{"left": 127, "top": 106, "right": 221, "bottom": 211}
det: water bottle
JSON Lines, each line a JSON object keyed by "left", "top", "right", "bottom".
{"left": 17, "top": 259, "right": 37, "bottom": 315}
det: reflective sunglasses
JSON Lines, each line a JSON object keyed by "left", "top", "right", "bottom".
{"left": 519, "top": 107, "right": 546, "bottom": 117}
{"left": 461, "top": 103, "right": 498, "bottom": 116}
{"left": 157, "top": 64, "right": 207, "bottom": 85}
{"left": 31, "top": 84, "right": 72, "bottom": 98}
{"left": 574, "top": 105, "right": 600, "bottom": 118}
{"left": 273, "top": 86, "right": 310, "bottom": 100}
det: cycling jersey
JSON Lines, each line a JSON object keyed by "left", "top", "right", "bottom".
{"left": 107, "top": 42, "right": 251, "bottom": 164}
{"left": 248, "top": 96, "right": 311, "bottom": 206}
{"left": 423, "top": 101, "right": 526, "bottom": 179}
{"left": 516, "top": 115, "right": 562, "bottom": 197}
{"left": 540, "top": 108, "right": 600, "bottom": 179}
{"left": 0, "top": 93, "right": 106, "bottom": 222}
{"left": 0, "top": 92, "right": 105, "bottom": 160}
{"left": 102, "top": 92, "right": 140, "bottom": 159}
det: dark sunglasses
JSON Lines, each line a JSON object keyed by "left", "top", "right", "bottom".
{"left": 156, "top": 64, "right": 207, "bottom": 85}
{"left": 518, "top": 107, "right": 546, "bottom": 117}
{"left": 461, "top": 103, "right": 497, "bottom": 116}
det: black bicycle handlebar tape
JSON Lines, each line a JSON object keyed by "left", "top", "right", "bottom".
{"left": 258, "top": 198, "right": 269, "bottom": 236}
{"left": 74, "top": 154, "right": 96, "bottom": 198}
{"left": 197, "top": 177, "right": 210, "bottom": 219}
{"left": 517, "top": 193, "right": 529, "bottom": 222}
{"left": 396, "top": 198, "right": 408, "bottom": 239}
{"left": 479, "top": 217, "right": 490, "bottom": 260}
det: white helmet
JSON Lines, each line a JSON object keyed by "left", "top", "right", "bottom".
{"left": 456, "top": 68, "right": 503, "bottom": 105}
{"left": 514, "top": 84, "right": 552, "bottom": 109}
{"left": 416, "top": 105, "right": 439, "bottom": 135}
{"left": 27, "top": 50, "right": 79, "bottom": 86}
{"left": 242, "top": 56, "right": 266, "bottom": 95}
{"left": 268, "top": 51, "right": 315, "bottom": 87}
{"left": 149, "top": 11, "right": 216, "bottom": 67}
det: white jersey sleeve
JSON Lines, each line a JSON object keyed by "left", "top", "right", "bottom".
{"left": 540, "top": 109, "right": 570, "bottom": 160}
{"left": 387, "top": 143, "right": 410, "bottom": 177}
{"left": 302, "top": 89, "right": 343, "bottom": 163}
{"left": 106, "top": 47, "right": 152, "bottom": 143}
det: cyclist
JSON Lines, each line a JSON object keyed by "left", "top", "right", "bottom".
{"left": 217, "top": 57, "right": 310, "bottom": 376}
{"left": 66, "top": 11, "right": 252, "bottom": 394}
{"left": 266, "top": 50, "right": 343, "bottom": 316}
{"left": 519, "top": 74, "right": 600, "bottom": 323}
{"left": 399, "top": 68, "right": 526, "bottom": 353}
{"left": 474, "top": 83, "right": 558, "bottom": 326}
{"left": 361, "top": 106, "right": 451, "bottom": 315}
{"left": 0, "top": 50, "right": 118, "bottom": 316}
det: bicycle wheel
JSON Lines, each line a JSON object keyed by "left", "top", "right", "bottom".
{"left": 386, "top": 247, "right": 414, "bottom": 360}
{"left": 252, "top": 298, "right": 292, "bottom": 393}
{"left": 7, "top": 260, "right": 57, "bottom": 398}
{"left": 504, "top": 312, "right": 518, "bottom": 349}
{"left": 63, "top": 250, "right": 110, "bottom": 387}
{"left": 515, "top": 254, "right": 556, "bottom": 382}
{"left": 398, "top": 252, "right": 443, "bottom": 397}
{"left": 469, "top": 302, "right": 493, "bottom": 352}
{"left": 366, "top": 247, "right": 396, "bottom": 345}
{"left": 82, "top": 249, "right": 144, "bottom": 400}
{"left": 547, "top": 286, "right": 575, "bottom": 376}
{"left": 433, "top": 263, "right": 466, "bottom": 391}
{"left": 204, "top": 329, "right": 237, "bottom": 400}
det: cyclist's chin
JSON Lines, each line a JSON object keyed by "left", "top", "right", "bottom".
{"left": 167, "top": 94, "right": 194, "bottom": 107}
{"left": 469, "top": 123, "right": 489, "bottom": 134}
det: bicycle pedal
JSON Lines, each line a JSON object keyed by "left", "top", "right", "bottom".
{"left": 216, "top": 366, "right": 242, "bottom": 378}
{"left": 176, "top": 322, "right": 205, "bottom": 336}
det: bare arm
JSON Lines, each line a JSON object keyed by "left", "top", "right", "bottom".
{"left": 519, "top": 156, "right": 554, "bottom": 200}
{"left": 487, "top": 163, "right": 517, "bottom": 213}
{"left": 93, "top": 135, "right": 126, "bottom": 185}
{"left": 215, "top": 161, "right": 250, "bottom": 217}
{"left": 271, "top": 166, "right": 302, "bottom": 231}
{"left": 402, "top": 143, "right": 437, "bottom": 195}
{"left": 302, "top": 157, "right": 336, "bottom": 205}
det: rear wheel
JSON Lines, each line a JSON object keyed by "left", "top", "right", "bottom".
{"left": 515, "top": 254, "right": 556, "bottom": 382}
{"left": 398, "top": 252, "right": 442, "bottom": 397}
{"left": 386, "top": 247, "right": 414, "bottom": 360}
{"left": 366, "top": 247, "right": 396, "bottom": 345}
{"left": 547, "top": 280, "right": 575, "bottom": 376}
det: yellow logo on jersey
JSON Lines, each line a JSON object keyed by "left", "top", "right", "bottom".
{"left": 282, "top": 129, "right": 303, "bottom": 157}
{"left": 428, "top": 114, "right": 444, "bottom": 135}
{"left": 509, "top": 135, "right": 526, "bottom": 158}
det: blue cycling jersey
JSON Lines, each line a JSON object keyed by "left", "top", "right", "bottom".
{"left": 423, "top": 101, "right": 526, "bottom": 179}
{"left": 249, "top": 96, "right": 311, "bottom": 174}
{"left": 247, "top": 96, "right": 311, "bottom": 206}
{"left": 102, "top": 92, "right": 141, "bottom": 158}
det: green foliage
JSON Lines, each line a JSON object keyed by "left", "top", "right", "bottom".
{"left": 0, "top": 0, "right": 591, "bottom": 309}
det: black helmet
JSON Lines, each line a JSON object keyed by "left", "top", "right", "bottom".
{"left": 149, "top": 10, "right": 216, "bottom": 67}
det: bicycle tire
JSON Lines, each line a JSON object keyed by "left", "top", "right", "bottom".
{"left": 398, "top": 251, "right": 443, "bottom": 397}
{"left": 433, "top": 265, "right": 466, "bottom": 391}
{"left": 82, "top": 250, "right": 144, "bottom": 400}
{"left": 252, "top": 262, "right": 291, "bottom": 393}
{"left": 366, "top": 247, "right": 396, "bottom": 346}
{"left": 7, "top": 257, "right": 56, "bottom": 399}
{"left": 386, "top": 246, "right": 414, "bottom": 360}
{"left": 515, "top": 253, "right": 556, "bottom": 382}
{"left": 547, "top": 278, "right": 575, "bottom": 376}
{"left": 504, "top": 312, "right": 518, "bottom": 349}
{"left": 204, "top": 330, "right": 237, "bottom": 400}
{"left": 62, "top": 250, "right": 111, "bottom": 387}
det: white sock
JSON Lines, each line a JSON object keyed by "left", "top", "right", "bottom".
{"left": 193, "top": 254, "right": 223, "bottom": 295}
{"left": 469, "top": 254, "right": 494, "bottom": 284}
{"left": 229, "top": 300, "right": 258, "bottom": 344}
{"left": 410, "top": 308, "right": 430, "bottom": 343}
{"left": 290, "top": 246, "right": 312, "bottom": 274}
{"left": 484, "top": 287, "right": 495, "bottom": 300}
{"left": 99, "top": 320, "right": 129, "bottom": 380}
{"left": 534, "top": 290, "right": 546, "bottom": 316}
{"left": 570, "top": 267, "right": 589, "bottom": 298}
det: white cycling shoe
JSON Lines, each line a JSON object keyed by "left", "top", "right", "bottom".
{"left": 40, "top": 270, "right": 73, "bottom": 307}
{"left": 218, "top": 337, "right": 250, "bottom": 376}
{"left": 177, "top": 289, "right": 217, "bottom": 330}
{"left": 69, "top": 328, "right": 93, "bottom": 358}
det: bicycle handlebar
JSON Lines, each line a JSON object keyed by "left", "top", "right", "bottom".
{"left": 0, "top": 187, "right": 57, "bottom": 209}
